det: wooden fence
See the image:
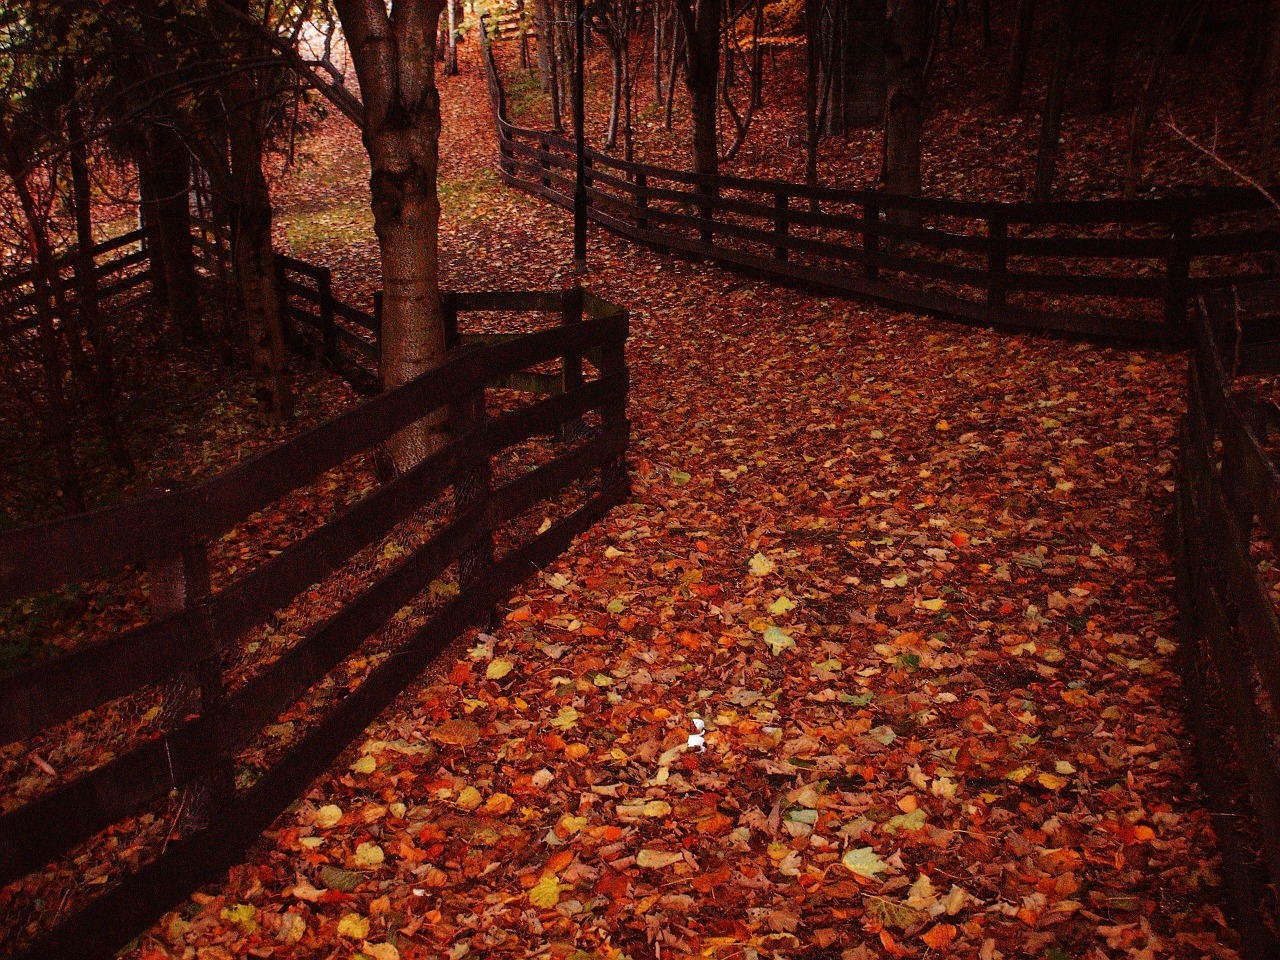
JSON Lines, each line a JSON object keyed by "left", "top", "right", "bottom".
{"left": 0, "top": 229, "right": 149, "bottom": 333}
{"left": 483, "top": 43, "right": 1280, "bottom": 345}
{"left": 1175, "top": 279, "right": 1280, "bottom": 959}
{"left": 0, "top": 285, "right": 630, "bottom": 959}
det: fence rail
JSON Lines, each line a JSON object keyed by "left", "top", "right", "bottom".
{"left": 484, "top": 41, "right": 1280, "bottom": 345}
{"left": 0, "top": 281, "right": 630, "bottom": 960}
{"left": 1175, "top": 279, "right": 1280, "bottom": 959}
{"left": 0, "top": 229, "right": 149, "bottom": 333}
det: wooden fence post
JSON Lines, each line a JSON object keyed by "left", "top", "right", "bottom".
{"left": 773, "top": 191, "right": 790, "bottom": 261}
{"left": 698, "top": 179, "right": 716, "bottom": 245}
{"left": 1166, "top": 205, "right": 1193, "bottom": 342}
{"left": 539, "top": 136, "right": 552, "bottom": 190}
{"left": 148, "top": 505, "right": 233, "bottom": 832}
{"left": 862, "top": 201, "right": 880, "bottom": 280}
{"left": 561, "top": 287, "right": 586, "bottom": 441}
{"left": 318, "top": 267, "right": 337, "bottom": 365}
{"left": 987, "top": 217, "right": 1008, "bottom": 311}
{"left": 452, "top": 368, "right": 493, "bottom": 599}
{"left": 594, "top": 324, "right": 629, "bottom": 492}
{"left": 442, "top": 293, "right": 460, "bottom": 351}
{"left": 635, "top": 172, "right": 649, "bottom": 231}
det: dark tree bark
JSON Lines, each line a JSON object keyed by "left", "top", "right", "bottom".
{"left": 136, "top": 153, "right": 170, "bottom": 306}
{"left": 1094, "top": 0, "right": 1126, "bottom": 112}
{"left": 1033, "top": 2, "right": 1081, "bottom": 202}
{"left": 145, "top": 124, "right": 204, "bottom": 342}
{"left": 535, "top": 0, "right": 556, "bottom": 91}
{"left": 214, "top": 0, "right": 292, "bottom": 421}
{"left": 336, "top": 0, "right": 450, "bottom": 470}
{"left": 1123, "top": 0, "right": 1204, "bottom": 197}
{"left": 1260, "top": 0, "right": 1280, "bottom": 170}
{"left": 673, "top": 0, "right": 721, "bottom": 181}
{"left": 998, "top": 0, "right": 1036, "bottom": 114}
{"left": 445, "top": 0, "right": 460, "bottom": 76}
{"left": 882, "top": 0, "right": 928, "bottom": 202}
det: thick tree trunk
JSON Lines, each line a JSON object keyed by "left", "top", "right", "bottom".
{"left": 1261, "top": 0, "right": 1280, "bottom": 171}
{"left": 1094, "top": 0, "right": 1125, "bottom": 112}
{"left": 676, "top": 0, "right": 721, "bottom": 181}
{"left": 337, "top": 0, "right": 450, "bottom": 471}
{"left": 882, "top": 0, "right": 927, "bottom": 203}
{"left": 215, "top": 0, "right": 292, "bottom": 421}
{"left": 535, "top": 0, "right": 556, "bottom": 91}
{"left": 1033, "top": 3, "right": 1079, "bottom": 202}
{"left": 998, "top": 0, "right": 1036, "bottom": 115}
{"left": 136, "top": 155, "right": 170, "bottom": 307}
{"left": 147, "top": 126, "right": 204, "bottom": 341}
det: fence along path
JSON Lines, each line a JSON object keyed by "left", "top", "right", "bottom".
{"left": 1175, "top": 279, "right": 1280, "bottom": 960}
{"left": 0, "top": 277, "right": 630, "bottom": 959}
{"left": 483, "top": 42, "right": 1280, "bottom": 346}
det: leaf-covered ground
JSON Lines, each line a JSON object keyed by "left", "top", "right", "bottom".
{"left": 111, "top": 45, "right": 1243, "bottom": 960}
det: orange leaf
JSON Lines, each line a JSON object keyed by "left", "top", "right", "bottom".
{"left": 921, "top": 923, "right": 957, "bottom": 950}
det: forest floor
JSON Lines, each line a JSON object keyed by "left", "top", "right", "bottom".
{"left": 95, "top": 40, "right": 1252, "bottom": 960}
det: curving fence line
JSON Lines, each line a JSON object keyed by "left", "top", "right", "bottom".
{"left": 484, "top": 42, "right": 1280, "bottom": 345}
{"left": 0, "top": 277, "right": 630, "bottom": 959}
{"left": 1175, "top": 279, "right": 1280, "bottom": 959}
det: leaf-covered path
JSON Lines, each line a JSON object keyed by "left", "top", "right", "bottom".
{"left": 144, "top": 49, "right": 1236, "bottom": 960}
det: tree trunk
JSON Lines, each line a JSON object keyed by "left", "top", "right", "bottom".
{"left": 607, "top": 47, "right": 623, "bottom": 148}
{"left": 1094, "top": 0, "right": 1125, "bottom": 112}
{"left": 445, "top": 0, "right": 460, "bottom": 76}
{"left": 1033, "top": 3, "right": 1079, "bottom": 202}
{"left": 215, "top": 0, "right": 292, "bottom": 421}
{"left": 998, "top": 0, "right": 1036, "bottom": 115}
{"left": 1261, "top": 0, "right": 1280, "bottom": 170}
{"left": 535, "top": 0, "right": 556, "bottom": 91}
{"left": 677, "top": 0, "right": 720, "bottom": 181}
{"left": 882, "top": 0, "right": 928, "bottom": 203}
{"left": 336, "top": 0, "right": 450, "bottom": 471}
{"left": 136, "top": 154, "right": 170, "bottom": 307}
{"left": 147, "top": 125, "right": 204, "bottom": 341}
{"left": 654, "top": 0, "right": 665, "bottom": 105}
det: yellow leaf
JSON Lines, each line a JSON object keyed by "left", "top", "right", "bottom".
{"left": 1005, "top": 765, "right": 1033, "bottom": 783}
{"left": 363, "top": 944, "right": 400, "bottom": 960}
{"left": 748, "top": 553, "right": 776, "bottom": 577}
{"left": 484, "top": 792, "right": 515, "bottom": 815}
{"left": 768, "top": 596, "right": 796, "bottom": 616}
{"left": 456, "top": 786, "right": 483, "bottom": 811}
{"left": 1037, "top": 772, "right": 1069, "bottom": 790}
{"left": 528, "top": 874, "right": 562, "bottom": 908}
{"left": 313, "top": 804, "right": 343, "bottom": 828}
{"left": 486, "top": 659, "right": 513, "bottom": 680}
{"left": 336, "top": 913, "right": 370, "bottom": 939}
{"left": 919, "top": 598, "right": 946, "bottom": 612}
{"left": 643, "top": 800, "right": 672, "bottom": 817}
{"left": 220, "top": 903, "right": 257, "bottom": 933}
{"left": 550, "top": 705, "right": 579, "bottom": 730}
{"left": 353, "top": 842, "right": 385, "bottom": 869}
{"left": 351, "top": 755, "right": 377, "bottom": 775}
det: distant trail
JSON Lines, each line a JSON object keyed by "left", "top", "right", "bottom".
{"left": 480, "top": 39, "right": 1280, "bottom": 349}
